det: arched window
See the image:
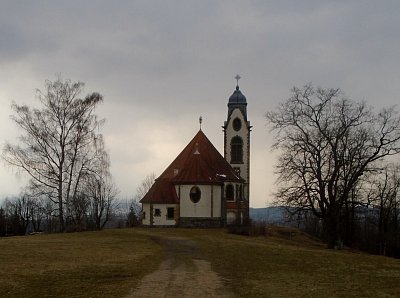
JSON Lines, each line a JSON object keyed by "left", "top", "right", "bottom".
{"left": 230, "top": 136, "right": 243, "bottom": 163}
{"left": 226, "top": 184, "right": 234, "bottom": 201}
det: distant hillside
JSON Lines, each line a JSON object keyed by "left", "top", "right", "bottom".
{"left": 250, "top": 207, "right": 287, "bottom": 223}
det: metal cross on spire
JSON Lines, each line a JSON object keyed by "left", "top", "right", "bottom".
{"left": 199, "top": 116, "right": 203, "bottom": 130}
{"left": 235, "top": 74, "right": 241, "bottom": 87}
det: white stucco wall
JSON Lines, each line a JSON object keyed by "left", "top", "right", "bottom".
{"left": 141, "top": 203, "right": 178, "bottom": 226}
{"left": 178, "top": 184, "right": 222, "bottom": 218}
{"left": 225, "top": 108, "right": 250, "bottom": 200}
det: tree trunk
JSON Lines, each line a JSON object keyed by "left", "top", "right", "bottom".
{"left": 326, "top": 214, "right": 338, "bottom": 249}
{"left": 58, "top": 177, "right": 65, "bottom": 232}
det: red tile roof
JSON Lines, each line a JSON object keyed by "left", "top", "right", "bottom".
{"left": 140, "top": 178, "right": 179, "bottom": 204}
{"left": 140, "top": 130, "right": 242, "bottom": 204}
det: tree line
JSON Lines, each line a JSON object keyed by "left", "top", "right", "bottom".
{"left": 267, "top": 84, "right": 400, "bottom": 256}
{"left": 0, "top": 193, "right": 143, "bottom": 236}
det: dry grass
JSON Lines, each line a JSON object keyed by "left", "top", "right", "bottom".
{"left": 192, "top": 229, "right": 400, "bottom": 297}
{"left": 139, "top": 228, "right": 400, "bottom": 297}
{"left": 0, "top": 229, "right": 163, "bottom": 297}
{"left": 1, "top": 227, "right": 400, "bottom": 297}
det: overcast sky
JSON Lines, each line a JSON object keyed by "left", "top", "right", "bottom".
{"left": 1, "top": 1, "right": 399, "bottom": 207}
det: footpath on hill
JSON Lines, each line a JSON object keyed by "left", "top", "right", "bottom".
{"left": 126, "top": 235, "right": 235, "bottom": 298}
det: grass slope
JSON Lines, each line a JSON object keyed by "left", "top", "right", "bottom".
{"left": 195, "top": 230, "right": 400, "bottom": 297}
{"left": 0, "top": 229, "right": 163, "bottom": 297}
{"left": 1, "top": 228, "right": 400, "bottom": 297}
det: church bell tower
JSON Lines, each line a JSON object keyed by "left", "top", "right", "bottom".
{"left": 223, "top": 75, "right": 251, "bottom": 212}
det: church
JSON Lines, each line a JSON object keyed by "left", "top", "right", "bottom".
{"left": 140, "top": 78, "right": 251, "bottom": 227}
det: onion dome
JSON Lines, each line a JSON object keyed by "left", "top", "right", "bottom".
{"left": 229, "top": 85, "right": 247, "bottom": 104}
{"left": 227, "top": 84, "right": 247, "bottom": 120}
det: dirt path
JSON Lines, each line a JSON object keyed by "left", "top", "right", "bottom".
{"left": 127, "top": 236, "right": 235, "bottom": 298}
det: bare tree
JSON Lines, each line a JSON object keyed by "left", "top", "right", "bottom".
{"left": 119, "top": 173, "right": 156, "bottom": 227}
{"left": 367, "top": 164, "right": 400, "bottom": 255}
{"left": 29, "top": 196, "right": 46, "bottom": 232}
{"left": 134, "top": 173, "right": 156, "bottom": 200}
{"left": 2, "top": 195, "right": 33, "bottom": 235}
{"left": 135, "top": 173, "right": 156, "bottom": 225}
{"left": 86, "top": 172, "right": 119, "bottom": 230}
{"left": 15, "top": 195, "right": 32, "bottom": 234}
{"left": 43, "top": 199, "right": 58, "bottom": 233}
{"left": 0, "top": 206, "right": 6, "bottom": 236}
{"left": 2, "top": 78, "right": 104, "bottom": 232}
{"left": 266, "top": 84, "right": 400, "bottom": 248}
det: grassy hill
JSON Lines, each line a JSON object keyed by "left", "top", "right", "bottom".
{"left": 1, "top": 228, "right": 400, "bottom": 297}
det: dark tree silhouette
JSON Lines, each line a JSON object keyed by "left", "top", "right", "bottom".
{"left": 267, "top": 84, "right": 400, "bottom": 248}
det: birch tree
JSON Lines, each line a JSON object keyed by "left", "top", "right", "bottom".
{"left": 3, "top": 78, "right": 104, "bottom": 232}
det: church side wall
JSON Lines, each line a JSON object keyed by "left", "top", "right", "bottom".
{"left": 142, "top": 204, "right": 150, "bottom": 225}
{"left": 213, "top": 186, "right": 222, "bottom": 217}
{"left": 141, "top": 203, "right": 178, "bottom": 226}
{"left": 179, "top": 185, "right": 221, "bottom": 218}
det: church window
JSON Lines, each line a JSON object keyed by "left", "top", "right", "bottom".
{"left": 167, "top": 207, "right": 174, "bottom": 219}
{"left": 154, "top": 209, "right": 161, "bottom": 217}
{"left": 237, "top": 184, "right": 243, "bottom": 201}
{"left": 233, "top": 118, "right": 242, "bottom": 131}
{"left": 230, "top": 136, "right": 243, "bottom": 163}
{"left": 226, "top": 184, "right": 234, "bottom": 201}
{"left": 190, "top": 186, "right": 201, "bottom": 203}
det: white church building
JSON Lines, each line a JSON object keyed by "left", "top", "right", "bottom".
{"left": 140, "top": 80, "right": 251, "bottom": 227}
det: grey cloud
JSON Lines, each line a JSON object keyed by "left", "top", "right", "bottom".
{"left": 1, "top": 1, "right": 400, "bottom": 206}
